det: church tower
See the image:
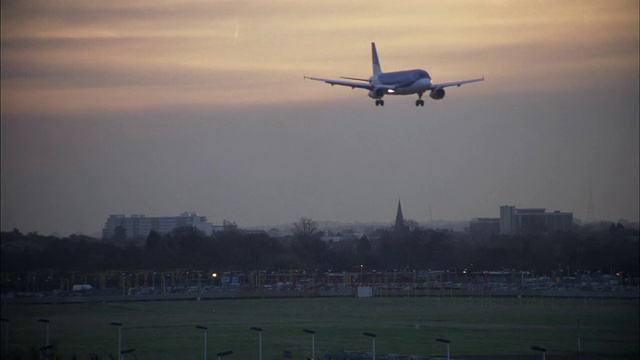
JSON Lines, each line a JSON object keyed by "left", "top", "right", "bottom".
{"left": 394, "top": 200, "right": 406, "bottom": 232}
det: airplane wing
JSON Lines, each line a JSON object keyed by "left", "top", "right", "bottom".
{"left": 304, "top": 76, "right": 373, "bottom": 90}
{"left": 431, "top": 77, "right": 484, "bottom": 89}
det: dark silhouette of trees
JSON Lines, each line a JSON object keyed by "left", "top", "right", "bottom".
{"left": 1, "top": 220, "right": 638, "bottom": 277}
{"left": 110, "top": 226, "right": 127, "bottom": 244}
{"left": 355, "top": 235, "right": 372, "bottom": 266}
{"left": 291, "top": 217, "right": 326, "bottom": 270}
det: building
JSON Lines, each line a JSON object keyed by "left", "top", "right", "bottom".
{"left": 469, "top": 218, "right": 501, "bottom": 239}
{"left": 499, "top": 206, "right": 573, "bottom": 235}
{"left": 394, "top": 200, "right": 409, "bottom": 233}
{"left": 102, "top": 212, "right": 220, "bottom": 239}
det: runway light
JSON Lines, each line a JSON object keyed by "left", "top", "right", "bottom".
{"left": 211, "top": 273, "right": 218, "bottom": 278}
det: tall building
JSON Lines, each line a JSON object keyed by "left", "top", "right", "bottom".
{"left": 102, "top": 212, "right": 218, "bottom": 239}
{"left": 499, "top": 206, "right": 573, "bottom": 235}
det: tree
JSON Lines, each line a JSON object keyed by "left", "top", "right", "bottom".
{"left": 223, "top": 219, "right": 238, "bottom": 232}
{"left": 292, "top": 217, "right": 319, "bottom": 239}
{"left": 291, "top": 217, "right": 326, "bottom": 270}
{"left": 111, "top": 226, "right": 127, "bottom": 244}
{"left": 356, "top": 235, "right": 372, "bottom": 260}
{"left": 145, "top": 230, "right": 162, "bottom": 252}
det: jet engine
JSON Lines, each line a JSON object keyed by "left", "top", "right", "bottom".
{"left": 368, "top": 88, "right": 386, "bottom": 99}
{"left": 429, "top": 88, "right": 445, "bottom": 100}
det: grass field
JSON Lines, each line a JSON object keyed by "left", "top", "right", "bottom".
{"left": 1, "top": 296, "right": 638, "bottom": 359}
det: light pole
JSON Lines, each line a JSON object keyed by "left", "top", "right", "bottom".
{"left": 217, "top": 350, "right": 233, "bottom": 360}
{"left": 196, "top": 325, "right": 208, "bottom": 360}
{"left": 302, "top": 329, "right": 315, "bottom": 359}
{"left": 38, "top": 319, "right": 50, "bottom": 346}
{"left": 1, "top": 318, "right": 9, "bottom": 351}
{"left": 39, "top": 345, "right": 54, "bottom": 358}
{"left": 435, "top": 338, "right": 451, "bottom": 360}
{"left": 362, "top": 332, "right": 376, "bottom": 360}
{"left": 111, "top": 322, "right": 122, "bottom": 360}
{"left": 120, "top": 348, "right": 135, "bottom": 359}
{"left": 250, "top": 327, "right": 263, "bottom": 360}
{"left": 121, "top": 273, "right": 126, "bottom": 295}
{"left": 531, "top": 345, "right": 547, "bottom": 360}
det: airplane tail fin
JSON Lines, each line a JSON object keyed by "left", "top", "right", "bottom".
{"left": 371, "top": 42, "right": 382, "bottom": 76}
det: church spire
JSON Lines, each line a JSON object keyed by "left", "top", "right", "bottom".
{"left": 395, "top": 199, "right": 405, "bottom": 230}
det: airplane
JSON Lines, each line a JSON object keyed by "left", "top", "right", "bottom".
{"left": 305, "top": 42, "right": 484, "bottom": 107}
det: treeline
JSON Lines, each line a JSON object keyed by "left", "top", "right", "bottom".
{"left": 1, "top": 219, "right": 638, "bottom": 276}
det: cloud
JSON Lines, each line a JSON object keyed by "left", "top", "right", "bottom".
{"left": 2, "top": 1, "right": 638, "bottom": 115}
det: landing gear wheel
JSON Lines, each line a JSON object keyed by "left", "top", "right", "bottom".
{"left": 375, "top": 99, "right": 385, "bottom": 107}
{"left": 415, "top": 99, "right": 424, "bottom": 107}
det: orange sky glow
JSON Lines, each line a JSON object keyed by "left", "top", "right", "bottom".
{"left": 2, "top": 1, "right": 638, "bottom": 113}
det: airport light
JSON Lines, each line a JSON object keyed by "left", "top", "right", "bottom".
{"left": 38, "top": 319, "right": 50, "bottom": 346}
{"left": 250, "top": 327, "right": 263, "bottom": 360}
{"left": 196, "top": 326, "right": 208, "bottom": 360}
{"left": 531, "top": 345, "right": 547, "bottom": 360}
{"left": 217, "top": 350, "right": 233, "bottom": 360}
{"left": 435, "top": 338, "right": 451, "bottom": 360}
{"left": 362, "top": 332, "right": 376, "bottom": 360}
{"left": 302, "top": 329, "right": 316, "bottom": 359}
{"left": 111, "top": 322, "right": 123, "bottom": 360}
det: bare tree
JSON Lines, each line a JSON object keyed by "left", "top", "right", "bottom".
{"left": 291, "top": 217, "right": 324, "bottom": 269}
{"left": 291, "top": 217, "right": 319, "bottom": 239}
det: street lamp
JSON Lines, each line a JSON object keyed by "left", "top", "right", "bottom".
{"left": 1, "top": 318, "right": 9, "bottom": 351}
{"left": 531, "top": 345, "right": 547, "bottom": 360}
{"left": 39, "top": 344, "right": 54, "bottom": 358}
{"left": 362, "top": 332, "right": 376, "bottom": 360}
{"left": 250, "top": 327, "right": 263, "bottom": 360}
{"left": 120, "top": 348, "right": 135, "bottom": 359}
{"left": 302, "top": 329, "right": 315, "bottom": 359}
{"left": 121, "top": 273, "right": 126, "bottom": 295}
{"left": 111, "top": 322, "right": 123, "bottom": 360}
{"left": 217, "top": 350, "right": 233, "bottom": 360}
{"left": 435, "top": 338, "right": 451, "bottom": 360}
{"left": 38, "top": 319, "right": 50, "bottom": 346}
{"left": 196, "top": 325, "right": 208, "bottom": 360}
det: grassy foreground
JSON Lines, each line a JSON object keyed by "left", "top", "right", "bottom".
{"left": 1, "top": 296, "right": 638, "bottom": 359}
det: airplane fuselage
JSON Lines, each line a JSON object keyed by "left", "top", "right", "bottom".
{"left": 371, "top": 69, "right": 432, "bottom": 97}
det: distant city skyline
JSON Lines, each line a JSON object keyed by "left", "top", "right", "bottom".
{"left": 87, "top": 203, "right": 621, "bottom": 239}
{"left": 2, "top": 1, "right": 638, "bottom": 236}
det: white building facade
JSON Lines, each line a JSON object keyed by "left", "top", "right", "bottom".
{"left": 499, "top": 206, "right": 573, "bottom": 235}
{"left": 102, "top": 212, "right": 217, "bottom": 239}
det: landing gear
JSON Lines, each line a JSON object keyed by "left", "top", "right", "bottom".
{"left": 415, "top": 99, "right": 424, "bottom": 107}
{"left": 375, "top": 99, "right": 385, "bottom": 107}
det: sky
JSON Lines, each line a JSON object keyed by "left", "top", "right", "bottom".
{"left": 1, "top": 0, "right": 638, "bottom": 236}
